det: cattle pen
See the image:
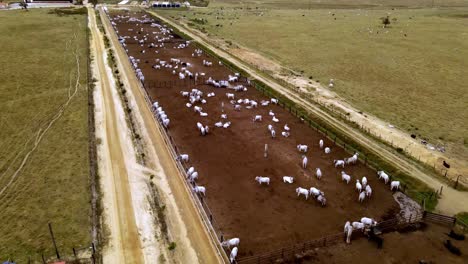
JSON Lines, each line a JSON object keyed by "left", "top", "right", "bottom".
{"left": 102, "top": 8, "right": 461, "bottom": 263}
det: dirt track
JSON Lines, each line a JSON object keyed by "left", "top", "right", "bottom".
{"left": 148, "top": 10, "right": 468, "bottom": 216}
{"left": 88, "top": 7, "right": 144, "bottom": 263}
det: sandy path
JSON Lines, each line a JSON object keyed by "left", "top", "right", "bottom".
{"left": 88, "top": 7, "right": 145, "bottom": 263}
{"left": 100, "top": 7, "right": 227, "bottom": 263}
{"left": 149, "top": 10, "right": 468, "bottom": 216}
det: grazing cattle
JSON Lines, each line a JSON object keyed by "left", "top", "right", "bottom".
{"left": 362, "top": 177, "right": 368, "bottom": 187}
{"left": 189, "top": 172, "right": 199, "bottom": 182}
{"left": 296, "top": 187, "right": 309, "bottom": 200}
{"left": 365, "top": 185, "right": 372, "bottom": 197}
{"left": 177, "top": 154, "right": 189, "bottom": 162}
{"left": 356, "top": 180, "right": 362, "bottom": 192}
{"left": 226, "top": 93, "right": 235, "bottom": 99}
{"left": 346, "top": 153, "right": 359, "bottom": 164}
{"left": 284, "top": 124, "right": 290, "bottom": 131}
{"left": 390, "top": 181, "right": 400, "bottom": 191}
{"left": 316, "top": 168, "right": 322, "bottom": 180}
{"left": 334, "top": 160, "right": 345, "bottom": 168}
{"left": 344, "top": 221, "right": 353, "bottom": 244}
{"left": 341, "top": 171, "right": 351, "bottom": 184}
{"left": 269, "top": 110, "right": 275, "bottom": 116}
{"left": 324, "top": 147, "right": 331, "bottom": 154}
{"left": 444, "top": 240, "right": 461, "bottom": 256}
{"left": 215, "top": 121, "right": 223, "bottom": 127}
{"left": 271, "top": 129, "right": 276, "bottom": 138}
{"left": 309, "top": 187, "right": 324, "bottom": 198}
{"left": 230, "top": 247, "right": 238, "bottom": 263}
{"left": 297, "top": 144, "right": 308, "bottom": 153}
{"left": 377, "top": 171, "right": 390, "bottom": 184}
{"left": 272, "top": 116, "right": 279, "bottom": 123}
{"left": 234, "top": 104, "right": 241, "bottom": 111}
{"left": 319, "top": 139, "right": 324, "bottom": 149}
{"left": 271, "top": 98, "right": 278, "bottom": 104}
{"left": 361, "top": 217, "right": 377, "bottom": 227}
{"left": 186, "top": 167, "right": 195, "bottom": 177}
{"left": 255, "top": 176, "right": 270, "bottom": 185}
{"left": 352, "top": 221, "right": 365, "bottom": 230}
{"left": 221, "top": 238, "right": 240, "bottom": 249}
{"left": 358, "top": 191, "right": 366, "bottom": 202}
{"left": 193, "top": 185, "right": 206, "bottom": 196}
{"left": 253, "top": 115, "right": 262, "bottom": 122}
{"left": 281, "top": 131, "right": 290, "bottom": 137}
{"left": 283, "top": 176, "right": 294, "bottom": 184}
{"left": 302, "top": 156, "right": 308, "bottom": 169}
{"left": 316, "top": 195, "right": 327, "bottom": 206}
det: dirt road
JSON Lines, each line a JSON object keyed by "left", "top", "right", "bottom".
{"left": 88, "top": 7, "right": 144, "bottom": 263}
{"left": 149, "top": 10, "right": 467, "bottom": 216}
{"left": 99, "top": 7, "right": 227, "bottom": 263}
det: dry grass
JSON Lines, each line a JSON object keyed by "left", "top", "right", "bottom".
{"left": 0, "top": 9, "right": 90, "bottom": 262}
{"left": 159, "top": 2, "right": 468, "bottom": 161}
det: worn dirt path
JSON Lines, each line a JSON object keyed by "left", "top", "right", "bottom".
{"left": 100, "top": 7, "right": 227, "bottom": 263}
{"left": 149, "top": 10, "right": 467, "bottom": 216}
{"left": 88, "top": 7, "right": 144, "bottom": 263}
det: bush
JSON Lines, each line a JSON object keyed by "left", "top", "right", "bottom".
{"left": 168, "top": 242, "right": 177, "bottom": 250}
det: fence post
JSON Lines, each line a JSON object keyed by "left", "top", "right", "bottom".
{"left": 41, "top": 253, "right": 46, "bottom": 264}
{"left": 73, "top": 247, "right": 77, "bottom": 258}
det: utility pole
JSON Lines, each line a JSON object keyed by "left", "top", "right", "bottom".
{"left": 48, "top": 222, "right": 60, "bottom": 259}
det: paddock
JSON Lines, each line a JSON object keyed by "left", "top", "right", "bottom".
{"left": 108, "top": 10, "right": 400, "bottom": 258}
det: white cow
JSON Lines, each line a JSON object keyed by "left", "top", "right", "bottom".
{"left": 352, "top": 221, "right": 365, "bottom": 230}
{"left": 270, "top": 129, "right": 276, "bottom": 138}
{"left": 283, "top": 176, "right": 294, "bottom": 184}
{"left": 297, "top": 144, "right": 308, "bottom": 153}
{"left": 193, "top": 185, "right": 206, "bottom": 196}
{"left": 221, "top": 238, "right": 240, "bottom": 249}
{"left": 316, "top": 168, "right": 322, "bottom": 180}
{"left": 271, "top": 98, "right": 278, "bottom": 104}
{"left": 346, "top": 153, "right": 359, "bottom": 164}
{"left": 186, "top": 167, "right": 194, "bottom": 177}
{"left": 319, "top": 139, "right": 324, "bottom": 149}
{"left": 390, "top": 181, "right": 400, "bottom": 191}
{"left": 253, "top": 115, "right": 262, "bottom": 122}
{"left": 361, "top": 217, "right": 377, "bottom": 227}
{"left": 309, "top": 187, "right": 324, "bottom": 198}
{"left": 255, "top": 176, "right": 270, "bottom": 185}
{"left": 358, "top": 191, "right": 366, "bottom": 202}
{"left": 324, "top": 147, "right": 331, "bottom": 154}
{"left": 281, "top": 131, "right": 290, "bottom": 138}
{"left": 189, "top": 172, "right": 199, "bottom": 182}
{"left": 334, "top": 160, "right": 345, "bottom": 168}
{"left": 284, "top": 124, "right": 290, "bottom": 131}
{"left": 272, "top": 116, "right": 279, "bottom": 123}
{"left": 377, "top": 171, "right": 390, "bottom": 184}
{"left": 230, "top": 247, "right": 238, "bottom": 264}
{"left": 345, "top": 223, "right": 353, "bottom": 244}
{"left": 365, "top": 185, "right": 372, "bottom": 197}
{"left": 362, "top": 177, "right": 368, "bottom": 187}
{"left": 177, "top": 154, "right": 189, "bottom": 162}
{"left": 316, "top": 195, "right": 327, "bottom": 207}
{"left": 302, "top": 156, "right": 308, "bottom": 169}
{"left": 296, "top": 187, "right": 309, "bottom": 200}
{"left": 341, "top": 171, "right": 351, "bottom": 184}
{"left": 226, "top": 93, "right": 235, "bottom": 99}
{"left": 356, "top": 180, "right": 362, "bottom": 192}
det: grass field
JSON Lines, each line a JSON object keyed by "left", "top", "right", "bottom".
{"left": 0, "top": 8, "right": 90, "bottom": 262}
{"left": 158, "top": 0, "right": 468, "bottom": 161}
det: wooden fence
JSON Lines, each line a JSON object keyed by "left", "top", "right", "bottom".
{"left": 423, "top": 211, "right": 456, "bottom": 227}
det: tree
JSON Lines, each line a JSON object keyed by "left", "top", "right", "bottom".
{"left": 19, "top": 0, "right": 28, "bottom": 10}
{"left": 90, "top": 0, "right": 98, "bottom": 7}
{"left": 380, "top": 16, "right": 391, "bottom": 28}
